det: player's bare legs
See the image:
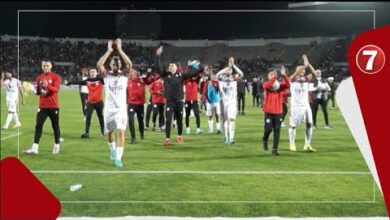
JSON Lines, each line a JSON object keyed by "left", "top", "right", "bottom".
{"left": 304, "top": 123, "right": 316, "bottom": 152}
{"left": 228, "top": 118, "right": 236, "bottom": 144}
{"left": 288, "top": 126, "right": 297, "bottom": 151}
{"left": 107, "top": 131, "right": 116, "bottom": 160}
{"left": 115, "top": 129, "right": 125, "bottom": 166}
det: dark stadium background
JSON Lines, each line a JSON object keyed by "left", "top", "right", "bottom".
{"left": 1, "top": 1, "right": 390, "bottom": 39}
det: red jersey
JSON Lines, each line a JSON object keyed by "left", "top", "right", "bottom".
{"left": 184, "top": 75, "right": 201, "bottom": 101}
{"left": 281, "top": 89, "right": 290, "bottom": 104}
{"left": 127, "top": 76, "right": 146, "bottom": 105}
{"left": 35, "top": 71, "right": 61, "bottom": 108}
{"left": 86, "top": 80, "right": 103, "bottom": 104}
{"left": 150, "top": 80, "right": 165, "bottom": 104}
{"left": 262, "top": 75, "right": 290, "bottom": 114}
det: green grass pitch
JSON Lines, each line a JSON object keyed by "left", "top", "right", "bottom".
{"left": 0, "top": 88, "right": 387, "bottom": 217}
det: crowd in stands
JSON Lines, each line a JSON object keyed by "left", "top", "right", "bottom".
{"left": 0, "top": 37, "right": 351, "bottom": 83}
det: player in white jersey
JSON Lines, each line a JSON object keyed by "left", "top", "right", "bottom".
{"left": 97, "top": 38, "right": 131, "bottom": 168}
{"left": 216, "top": 57, "right": 244, "bottom": 144}
{"left": 1, "top": 72, "right": 25, "bottom": 129}
{"left": 288, "top": 55, "right": 319, "bottom": 152}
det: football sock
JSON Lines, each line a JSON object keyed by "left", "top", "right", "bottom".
{"left": 32, "top": 143, "right": 39, "bottom": 151}
{"left": 4, "top": 113, "right": 13, "bottom": 127}
{"left": 305, "top": 126, "right": 313, "bottom": 145}
{"left": 116, "top": 147, "right": 124, "bottom": 160}
{"left": 229, "top": 121, "right": 235, "bottom": 141}
{"left": 288, "top": 127, "right": 296, "bottom": 145}
{"left": 13, "top": 113, "right": 21, "bottom": 125}
{"left": 224, "top": 121, "right": 229, "bottom": 141}
{"left": 108, "top": 141, "right": 116, "bottom": 151}
{"left": 208, "top": 119, "right": 213, "bottom": 132}
{"left": 216, "top": 122, "right": 221, "bottom": 131}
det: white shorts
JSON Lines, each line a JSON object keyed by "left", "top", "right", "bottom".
{"left": 222, "top": 102, "right": 237, "bottom": 120}
{"left": 206, "top": 101, "right": 221, "bottom": 116}
{"left": 104, "top": 109, "right": 127, "bottom": 133}
{"left": 289, "top": 106, "right": 313, "bottom": 127}
{"left": 6, "top": 98, "right": 18, "bottom": 112}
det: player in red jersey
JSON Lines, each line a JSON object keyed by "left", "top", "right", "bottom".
{"left": 184, "top": 63, "right": 203, "bottom": 135}
{"left": 150, "top": 77, "right": 166, "bottom": 132}
{"left": 67, "top": 68, "right": 105, "bottom": 138}
{"left": 25, "top": 60, "right": 62, "bottom": 155}
{"left": 126, "top": 68, "right": 158, "bottom": 144}
{"left": 262, "top": 66, "right": 290, "bottom": 156}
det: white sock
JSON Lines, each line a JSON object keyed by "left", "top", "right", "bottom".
{"left": 116, "top": 147, "right": 124, "bottom": 160}
{"left": 224, "top": 120, "right": 229, "bottom": 141}
{"left": 216, "top": 122, "right": 221, "bottom": 130}
{"left": 32, "top": 143, "right": 39, "bottom": 151}
{"left": 108, "top": 141, "right": 116, "bottom": 151}
{"left": 54, "top": 143, "right": 60, "bottom": 148}
{"left": 208, "top": 119, "right": 213, "bottom": 132}
{"left": 229, "top": 121, "right": 235, "bottom": 141}
{"left": 305, "top": 126, "right": 313, "bottom": 145}
{"left": 13, "top": 113, "right": 21, "bottom": 125}
{"left": 288, "top": 127, "right": 296, "bottom": 145}
{"left": 4, "top": 113, "right": 13, "bottom": 128}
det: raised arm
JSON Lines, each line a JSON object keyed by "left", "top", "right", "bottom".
{"left": 279, "top": 66, "right": 290, "bottom": 90}
{"left": 216, "top": 67, "right": 229, "bottom": 80}
{"left": 154, "top": 45, "right": 168, "bottom": 77}
{"left": 115, "top": 38, "right": 132, "bottom": 70}
{"left": 182, "top": 62, "right": 204, "bottom": 80}
{"left": 233, "top": 64, "right": 244, "bottom": 78}
{"left": 97, "top": 40, "right": 113, "bottom": 73}
{"left": 66, "top": 77, "right": 104, "bottom": 86}
{"left": 303, "top": 54, "right": 317, "bottom": 77}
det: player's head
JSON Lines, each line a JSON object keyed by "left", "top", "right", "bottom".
{"left": 295, "top": 65, "right": 306, "bottom": 76}
{"left": 109, "top": 56, "right": 122, "bottom": 73}
{"left": 4, "top": 72, "right": 12, "bottom": 79}
{"left": 168, "top": 63, "right": 177, "bottom": 74}
{"left": 268, "top": 70, "right": 277, "bottom": 80}
{"left": 89, "top": 68, "right": 98, "bottom": 78}
{"left": 41, "top": 60, "right": 53, "bottom": 73}
{"left": 210, "top": 73, "right": 217, "bottom": 80}
{"left": 226, "top": 67, "right": 233, "bottom": 76}
{"left": 204, "top": 65, "right": 212, "bottom": 74}
{"left": 81, "top": 67, "right": 89, "bottom": 75}
{"left": 315, "top": 70, "right": 322, "bottom": 78}
{"left": 129, "top": 68, "right": 138, "bottom": 79}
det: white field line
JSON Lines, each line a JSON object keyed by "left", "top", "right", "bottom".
{"left": 59, "top": 200, "right": 376, "bottom": 204}
{"left": 1, "top": 132, "right": 23, "bottom": 141}
{"left": 32, "top": 170, "right": 370, "bottom": 174}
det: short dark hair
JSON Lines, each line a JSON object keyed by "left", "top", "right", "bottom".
{"left": 41, "top": 59, "right": 54, "bottom": 66}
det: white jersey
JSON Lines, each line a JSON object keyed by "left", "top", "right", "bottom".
{"left": 3, "top": 78, "right": 21, "bottom": 100}
{"left": 290, "top": 81, "right": 310, "bottom": 108}
{"left": 80, "top": 75, "right": 89, "bottom": 94}
{"left": 103, "top": 75, "right": 128, "bottom": 111}
{"left": 219, "top": 77, "right": 237, "bottom": 105}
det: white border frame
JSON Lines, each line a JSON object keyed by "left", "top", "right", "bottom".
{"left": 15, "top": 9, "right": 378, "bottom": 206}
